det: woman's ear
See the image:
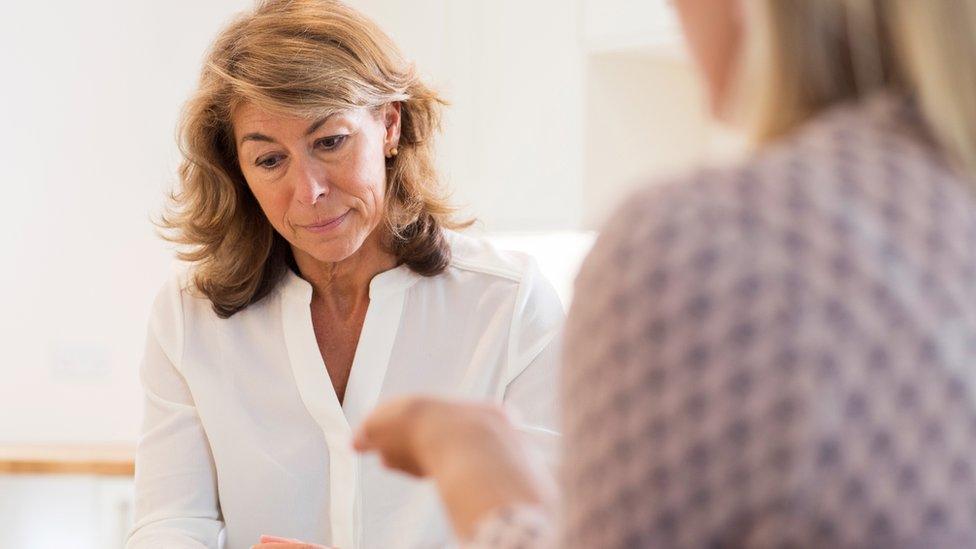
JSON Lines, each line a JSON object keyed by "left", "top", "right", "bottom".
{"left": 384, "top": 102, "right": 402, "bottom": 149}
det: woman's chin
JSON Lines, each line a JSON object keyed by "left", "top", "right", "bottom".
{"left": 297, "top": 237, "right": 366, "bottom": 265}
{"left": 310, "top": 247, "right": 356, "bottom": 265}
{"left": 289, "top": 218, "right": 383, "bottom": 267}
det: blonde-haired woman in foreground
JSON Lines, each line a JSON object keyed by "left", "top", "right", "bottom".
{"left": 357, "top": 1, "right": 976, "bottom": 547}
{"left": 124, "top": 1, "right": 563, "bottom": 548}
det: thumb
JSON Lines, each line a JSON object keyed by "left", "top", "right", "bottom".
{"left": 352, "top": 423, "right": 374, "bottom": 452}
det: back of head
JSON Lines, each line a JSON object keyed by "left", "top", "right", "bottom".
{"left": 739, "top": 0, "right": 976, "bottom": 181}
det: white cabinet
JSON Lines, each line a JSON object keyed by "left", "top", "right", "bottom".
{"left": 0, "top": 444, "right": 135, "bottom": 548}
{"left": 0, "top": 475, "right": 133, "bottom": 549}
{"left": 582, "top": 53, "right": 710, "bottom": 227}
{"left": 578, "top": 0, "right": 746, "bottom": 228}
{"left": 580, "top": 0, "right": 701, "bottom": 228}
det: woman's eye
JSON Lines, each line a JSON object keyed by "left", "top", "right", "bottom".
{"left": 256, "top": 155, "right": 284, "bottom": 170}
{"left": 316, "top": 135, "right": 347, "bottom": 150}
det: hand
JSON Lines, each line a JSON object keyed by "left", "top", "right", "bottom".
{"left": 353, "top": 397, "right": 555, "bottom": 539}
{"left": 251, "top": 534, "right": 334, "bottom": 548}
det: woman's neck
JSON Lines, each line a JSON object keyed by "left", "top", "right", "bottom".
{"left": 292, "top": 230, "right": 398, "bottom": 318}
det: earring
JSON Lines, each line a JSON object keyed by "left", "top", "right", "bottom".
{"left": 386, "top": 147, "right": 399, "bottom": 158}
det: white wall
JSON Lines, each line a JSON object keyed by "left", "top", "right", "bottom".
{"left": 0, "top": 0, "right": 252, "bottom": 443}
{"left": 349, "top": 0, "right": 585, "bottom": 230}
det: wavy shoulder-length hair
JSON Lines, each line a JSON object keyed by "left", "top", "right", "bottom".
{"left": 161, "top": 0, "right": 467, "bottom": 318}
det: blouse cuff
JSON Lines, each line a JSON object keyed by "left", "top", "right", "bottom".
{"left": 464, "top": 504, "right": 553, "bottom": 549}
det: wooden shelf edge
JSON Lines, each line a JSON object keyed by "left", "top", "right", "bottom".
{"left": 0, "top": 461, "right": 134, "bottom": 477}
{"left": 0, "top": 444, "right": 136, "bottom": 477}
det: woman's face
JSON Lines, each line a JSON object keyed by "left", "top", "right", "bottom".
{"left": 232, "top": 102, "right": 401, "bottom": 266}
{"left": 672, "top": 0, "right": 745, "bottom": 119}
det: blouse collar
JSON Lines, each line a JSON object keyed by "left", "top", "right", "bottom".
{"left": 280, "top": 262, "right": 422, "bottom": 304}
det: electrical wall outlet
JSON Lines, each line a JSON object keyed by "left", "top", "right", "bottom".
{"left": 48, "top": 342, "right": 112, "bottom": 383}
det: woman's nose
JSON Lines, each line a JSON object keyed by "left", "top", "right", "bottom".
{"left": 293, "top": 159, "right": 330, "bottom": 205}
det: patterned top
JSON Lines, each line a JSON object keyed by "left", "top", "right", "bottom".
{"left": 468, "top": 94, "right": 976, "bottom": 548}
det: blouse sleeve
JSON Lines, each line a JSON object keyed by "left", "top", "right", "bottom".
{"left": 465, "top": 505, "right": 555, "bottom": 549}
{"left": 125, "top": 276, "right": 225, "bottom": 549}
{"left": 500, "top": 258, "right": 565, "bottom": 467}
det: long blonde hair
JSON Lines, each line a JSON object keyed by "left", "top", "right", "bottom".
{"left": 162, "top": 0, "right": 465, "bottom": 318}
{"left": 739, "top": 0, "right": 976, "bottom": 179}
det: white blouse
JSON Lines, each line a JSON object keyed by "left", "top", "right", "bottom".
{"left": 125, "top": 231, "right": 564, "bottom": 549}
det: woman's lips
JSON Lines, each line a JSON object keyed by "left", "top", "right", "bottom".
{"left": 300, "top": 210, "right": 350, "bottom": 234}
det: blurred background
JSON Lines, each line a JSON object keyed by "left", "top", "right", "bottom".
{"left": 0, "top": 0, "right": 740, "bottom": 546}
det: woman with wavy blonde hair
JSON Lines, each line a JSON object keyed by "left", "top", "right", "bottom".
{"left": 125, "top": 1, "right": 563, "bottom": 548}
{"left": 357, "top": 1, "right": 976, "bottom": 548}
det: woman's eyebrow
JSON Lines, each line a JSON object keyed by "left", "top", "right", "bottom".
{"left": 239, "top": 114, "right": 338, "bottom": 146}
{"left": 305, "top": 114, "right": 336, "bottom": 136}
{"left": 240, "top": 132, "right": 275, "bottom": 145}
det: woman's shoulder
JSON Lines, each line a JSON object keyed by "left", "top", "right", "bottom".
{"left": 147, "top": 264, "right": 227, "bottom": 330}
{"left": 439, "top": 230, "right": 564, "bottom": 316}
{"left": 442, "top": 230, "right": 542, "bottom": 285}
{"left": 149, "top": 265, "right": 191, "bottom": 320}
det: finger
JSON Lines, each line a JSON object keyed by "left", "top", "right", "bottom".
{"left": 260, "top": 535, "right": 302, "bottom": 543}
{"left": 251, "top": 541, "right": 328, "bottom": 549}
{"left": 354, "top": 405, "right": 426, "bottom": 475}
{"left": 353, "top": 397, "right": 410, "bottom": 453}
{"left": 351, "top": 424, "right": 372, "bottom": 452}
